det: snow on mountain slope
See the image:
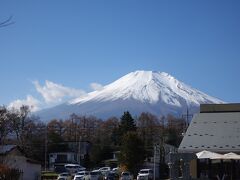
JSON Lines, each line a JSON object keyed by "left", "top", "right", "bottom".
{"left": 36, "top": 70, "right": 224, "bottom": 121}
{"left": 70, "top": 71, "right": 222, "bottom": 106}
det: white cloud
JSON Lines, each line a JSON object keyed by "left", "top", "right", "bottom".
{"left": 8, "top": 95, "right": 40, "bottom": 112}
{"left": 33, "top": 80, "right": 86, "bottom": 104}
{"left": 90, "top": 82, "right": 104, "bottom": 91}
{"left": 8, "top": 80, "right": 101, "bottom": 112}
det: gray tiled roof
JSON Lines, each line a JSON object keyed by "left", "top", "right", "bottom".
{"left": 0, "top": 145, "right": 17, "bottom": 154}
{"left": 178, "top": 112, "right": 240, "bottom": 153}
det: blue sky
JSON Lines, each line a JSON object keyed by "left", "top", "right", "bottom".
{"left": 0, "top": 0, "right": 240, "bottom": 111}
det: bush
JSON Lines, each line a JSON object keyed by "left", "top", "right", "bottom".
{"left": 0, "top": 164, "right": 21, "bottom": 180}
{"left": 41, "top": 171, "right": 58, "bottom": 180}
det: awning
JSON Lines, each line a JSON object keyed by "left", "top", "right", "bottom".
{"left": 196, "top": 150, "right": 240, "bottom": 160}
{"left": 196, "top": 150, "right": 223, "bottom": 159}
{"left": 222, "top": 152, "right": 240, "bottom": 160}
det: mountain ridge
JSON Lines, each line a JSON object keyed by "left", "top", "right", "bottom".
{"left": 36, "top": 70, "right": 224, "bottom": 121}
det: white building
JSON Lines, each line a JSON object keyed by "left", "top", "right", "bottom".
{"left": 0, "top": 145, "right": 41, "bottom": 180}
{"left": 178, "top": 104, "right": 240, "bottom": 179}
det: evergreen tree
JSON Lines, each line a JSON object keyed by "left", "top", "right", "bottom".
{"left": 116, "top": 111, "right": 136, "bottom": 145}
{"left": 119, "top": 132, "right": 145, "bottom": 176}
{"left": 119, "top": 111, "right": 136, "bottom": 136}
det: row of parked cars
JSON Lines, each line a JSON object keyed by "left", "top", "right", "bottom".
{"left": 57, "top": 165, "right": 153, "bottom": 180}
{"left": 57, "top": 166, "right": 120, "bottom": 180}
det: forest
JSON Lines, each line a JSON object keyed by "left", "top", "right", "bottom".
{"left": 0, "top": 105, "right": 187, "bottom": 174}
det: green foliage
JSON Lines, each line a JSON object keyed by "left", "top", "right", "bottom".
{"left": 0, "top": 105, "right": 186, "bottom": 170}
{"left": 119, "top": 111, "right": 136, "bottom": 133}
{"left": 118, "top": 111, "right": 136, "bottom": 145}
{"left": 47, "top": 134, "right": 68, "bottom": 153}
{"left": 111, "top": 126, "right": 120, "bottom": 145}
{"left": 90, "top": 144, "right": 113, "bottom": 167}
{"left": 165, "top": 128, "right": 183, "bottom": 147}
{"left": 41, "top": 171, "right": 58, "bottom": 179}
{"left": 119, "top": 132, "right": 145, "bottom": 175}
{"left": 47, "top": 119, "right": 69, "bottom": 153}
{"left": 82, "top": 153, "right": 91, "bottom": 169}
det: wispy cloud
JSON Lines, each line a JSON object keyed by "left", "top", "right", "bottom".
{"left": 33, "top": 80, "right": 86, "bottom": 104}
{"left": 8, "top": 95, "right": 40, "bottom": 112}
{"left": 90, "top": 82, "right": 104, "bottom": 91}
{"left": 8, "top": 80, "right": 103, "bottom": 112}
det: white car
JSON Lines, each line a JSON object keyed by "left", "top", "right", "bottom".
{"left": 89, "top": 170, "right": 103, "bottom": 180}
{"left": 65, "top": 164, "right": 86, "bottom": 174}
{"left": 137, "top": 169, "right": 153, "bottom": 180}
{"left": 57, "top": 172, "right": 72, "bottom": 180}
{"left": 74, "top": 171, "right": 90, "bottom": 180}
{"left": 99, "top": 167, "right": 111, "bottom": 176}
{"left": 111, "top": 167, "right": 119, "bottom": 174}
{"left": 99, "top": 167, "right": 111, "bottom": 172}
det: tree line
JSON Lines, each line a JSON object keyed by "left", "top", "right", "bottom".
{"left": 0, "top": 105, "right": 187, "bottom": 174}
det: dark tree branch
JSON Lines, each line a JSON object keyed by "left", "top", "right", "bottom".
{"left": 0, "top": 16, "right": 14, "bottom": 28}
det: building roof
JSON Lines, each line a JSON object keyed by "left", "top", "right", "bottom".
{"left": 178, "top": 112, "right": 240, "bottom": 153}
{"left": 200, "top": 103, "right": 240, "bottom": 113}
{"left": 0, "top": 145, "right": 17, "bottom": 154}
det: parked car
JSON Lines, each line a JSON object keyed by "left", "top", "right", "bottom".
{"left": 99, "top": 167, "right": 111, "bottom": 172}
{"left": 120, "top": 171, "right": 133, "bottom": 180}
{"left": 89, "top": 170, "right": 103, "bottom": 180}
{"left": 65, "top": 164, "right": 86, "bottom": 174}
{"left": 57, "top": 172, "right": 72, "bottom": 180}
{"left": 74, "top": 171, "right": 90, "bottom": 180}
{"left": 111, "top": 167, "right": 119, "bottom": 174}
{"left": 98, "top": 166, "right": 111, "bottom": 176}
{"left": 137, "top": 169, "right": 153, "bottom": 180}
{"left": 103, "top": 172, "right": 119, "bottom": 180}
{"left": 99, "top": 167, "right": 111, "bottom": 173}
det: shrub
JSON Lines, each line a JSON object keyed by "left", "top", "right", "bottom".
{"left": 0, "top": 164, "right": 21, "bottom": 180}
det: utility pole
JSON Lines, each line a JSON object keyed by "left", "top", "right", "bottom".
{"left": 154, "top": 145, "right": 156, "bottom": 180}
{"left": 78, "top": 135, "right": 82, "bottom": 164}
{"left": 44, "top": 125, "right": 48, "bottom": 171}
{"left": 77, "top": 116, "right": 87, "bottom": 165}
{"left": 182, "top": 107, "right": 193, "bottom": 130}
{"left": 154, "top": 144, "right": 160, "bottom": 180}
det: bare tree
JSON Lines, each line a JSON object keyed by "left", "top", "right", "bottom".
{"left": 0, "top": 16, "right": 14, "bottom": 28}
{"left": 0, "top": 106, "right": 10, "bottom": 145}
{"left": 137, "top": 112, "right": 159, "bottom": 148}
{"left": 9, "top": 105, "right": 31, "bottom": 152}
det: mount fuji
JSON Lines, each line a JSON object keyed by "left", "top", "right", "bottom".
{"left": 36, "top": 71, "right": 224, "bottom": 121}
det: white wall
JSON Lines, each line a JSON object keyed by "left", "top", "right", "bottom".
{"left": 4, "top": 155, "right": 41, "bottom": 180}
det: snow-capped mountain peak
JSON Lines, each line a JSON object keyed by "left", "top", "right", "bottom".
{"left": 70, "top": 70, "right": 222, "bottom": 106}
{"left": 37, "top": 70, "right": 224, "bottom": 121}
